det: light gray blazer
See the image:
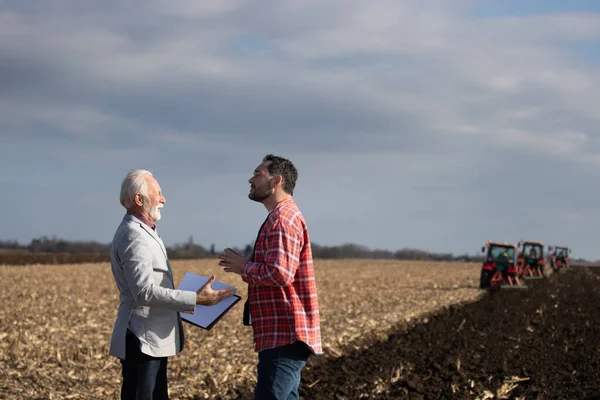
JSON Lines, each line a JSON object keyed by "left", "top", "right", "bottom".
{"left": 109, "top": 214, "right": 196, "bottom": 360}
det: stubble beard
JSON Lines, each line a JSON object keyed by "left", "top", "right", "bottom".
{"left": 248, "top": 186, "right": 272, "bottom": 203}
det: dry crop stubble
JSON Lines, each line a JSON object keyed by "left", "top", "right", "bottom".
{"left": 0, "top": 259, "right": 483, "bottom": 399}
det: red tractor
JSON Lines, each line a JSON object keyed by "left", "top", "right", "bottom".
{"left": 517, "top": 240, "right": 545, "bottom": 279}
{"left": 479, "top": 241, "right": 525, "bottom": 289}
{"left": 548, "top": 245, "right": 571, "bottom": 272}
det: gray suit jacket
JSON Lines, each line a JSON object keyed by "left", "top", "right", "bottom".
{"left": 109, "top": 214, "right": 196, "bottom": 359}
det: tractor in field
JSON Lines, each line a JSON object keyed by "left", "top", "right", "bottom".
{"left": 548, "top": 245, "right": 571, "bottom": 271}
{"left": 517, "top": 240, "right": 546, "bottom": 279}
{"left": 479, "top": 241, "right": 525, "bottom": 289}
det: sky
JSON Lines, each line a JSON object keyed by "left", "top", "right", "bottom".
{"left": 1, "top": 1, "right": 600, "bottom": 259}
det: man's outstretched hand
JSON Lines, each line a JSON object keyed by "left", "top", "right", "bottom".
{"left": 218, "top": 248, "right": 247, "bottom": 275}
{"left": 196, "top": 275, "right": 235, "bottom": 306}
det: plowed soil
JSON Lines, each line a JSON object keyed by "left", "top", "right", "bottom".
{"left": 2, "top": 261, "right": 599, "bottom": 399}
{"left": 297, "top": 267, "right": 600, "bottom": 399}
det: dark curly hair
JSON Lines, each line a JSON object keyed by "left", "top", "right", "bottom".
{"left": 263, "top": 154, "right": 298, "bottom": 195}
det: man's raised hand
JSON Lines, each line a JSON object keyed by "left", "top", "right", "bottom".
{"left": 196, "top": 275, "right": 234, "bottom": 306}
{"left": 218, "top": 248, "right": 247, "bottom": 275}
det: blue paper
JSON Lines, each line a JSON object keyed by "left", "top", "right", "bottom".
{"left": 176, "top": 272, "right": 239, "bottom": 329}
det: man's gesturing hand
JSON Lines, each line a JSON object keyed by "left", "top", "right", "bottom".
{"left": 196, "top": 275, "right": 235, "bottom": 306}
{"left": 218, "top": 248, "right": 247, "bottom": 275}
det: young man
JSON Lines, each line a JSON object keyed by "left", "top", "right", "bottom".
{"left": 109, "top": 169, "right": 234, "bottom": 400}
{"left": 218, "top": 155, "right": 322, "bottom": 399}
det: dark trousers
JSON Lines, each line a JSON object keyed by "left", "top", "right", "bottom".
{"left": 120, "top": 331, "right": 169, "bottom": 400}
{"left": 255, "top": 341, "right": 311, "bottom": 400}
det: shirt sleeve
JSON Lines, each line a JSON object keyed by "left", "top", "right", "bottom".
{"left": 241, "top": 220, "right": 303, "bottom": 287}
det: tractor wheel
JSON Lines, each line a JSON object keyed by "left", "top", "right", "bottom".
{"left": 480, "top": 269, "right": 492, "bottom": 289}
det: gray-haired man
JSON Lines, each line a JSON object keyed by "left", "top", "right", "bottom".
{"left": 109, "top": 169, "right": 234, "bottom": 400}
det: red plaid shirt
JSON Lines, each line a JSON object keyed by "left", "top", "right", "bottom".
{"left": 241, "top": 198, "right": 322, "bottom": 355}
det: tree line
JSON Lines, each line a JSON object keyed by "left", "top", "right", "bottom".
{"left": 0, "top": 236, "right": 481, "bottom": 262}
{"left": 0, "top": 237, "right": 592, "bottom": 263}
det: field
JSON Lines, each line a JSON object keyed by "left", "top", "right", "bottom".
{"left": 1, "top": 260, "right": 599, "bottom": 399}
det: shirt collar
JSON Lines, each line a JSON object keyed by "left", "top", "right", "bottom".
{"left": 271, "top": 198, "right": 294, "bottom": 214}
{"left": 127, "top": 211, "right": 156, "bottom": 231}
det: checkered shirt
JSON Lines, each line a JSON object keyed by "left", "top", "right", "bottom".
{"left": 241, "top": 198, "right": 323, "bottom": 355}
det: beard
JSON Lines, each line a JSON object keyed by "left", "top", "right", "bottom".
{"left": 143, "top": 201, "right": 163, "bottom": 222}
{"left": 248, "top": 185, "right": 273, "bottom": 202}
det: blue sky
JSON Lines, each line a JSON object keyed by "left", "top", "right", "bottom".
{"left": 1, "top": 1, "right": 600, "bottom": 259}
{"left": 472, "top": 0, "right": 600, "bottom": 18}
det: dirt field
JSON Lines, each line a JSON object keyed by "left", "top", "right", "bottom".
{"left": 1, "top": 260, "right": 598, "bottom": 399}
{"left": 299, "top": 267, "right": 600, "bottom": 400}
{"left": 0, "top": 259, "right": 482, "bottom": 399}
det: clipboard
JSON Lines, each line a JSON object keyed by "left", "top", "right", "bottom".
{"left": 176, "top": 272, "right": 242, "bottom": 330}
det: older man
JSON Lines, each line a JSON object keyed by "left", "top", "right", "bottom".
{"left": 109, "top": 169, "right": 234, "bottom": 400}
{"left": 218, "top": 155, "right": 322, "bottom": 400}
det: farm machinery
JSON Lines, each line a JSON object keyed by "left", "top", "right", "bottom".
{"left": 548, "top": 245, "right": 571, "bottom": 271}
{"left": 517, "top": 240, "right": 546, "bottom": 279}
{"left": 479, "top": 241, "right": 526, "bottom": 289}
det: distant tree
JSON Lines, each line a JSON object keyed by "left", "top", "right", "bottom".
{"left": 56, "top": 240, "right": 69, "bottom": 253}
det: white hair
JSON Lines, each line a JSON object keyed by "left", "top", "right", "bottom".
{"left": 120, "top": 169, "right": 153, "bottom": 209}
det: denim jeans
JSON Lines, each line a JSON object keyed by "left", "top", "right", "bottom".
{"left": 254, "top": 341, "right": 311, "bottom": 400}
{"left": 120, "top": 330, "right": 169, "bottom": 400}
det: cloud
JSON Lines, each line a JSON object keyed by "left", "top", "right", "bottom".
{"left": 2, "top": 3, "right": 598, "bottom": 155}
{"left": 1, "top": 1, "right": 600, "bottom": 258}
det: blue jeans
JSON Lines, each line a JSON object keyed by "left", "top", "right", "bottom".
{"left": 120, "top": 331, "right": 169, "bottom": 400}
{"left": 255, "top": 341, "right": 311, "bottom": 400}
